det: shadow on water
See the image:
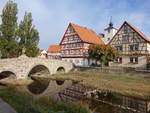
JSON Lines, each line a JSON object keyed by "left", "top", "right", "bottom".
{"left": 56, "top": 80, "right": 65, "bottom": 85}
{"left": 0, "top": 82, "right": 7, "bottom": 86}
{"left": 91, "top": 100, "right": 137, "bottom": 113}
{"left": 27, "top": 77, "right": 50, "bottom": 95}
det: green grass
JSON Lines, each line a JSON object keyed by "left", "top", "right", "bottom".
{"left": 51, "top": 69, "right": 150, "bottom": 99}
{"left": 0, "top": 88, "right": 91, "bottom": 113}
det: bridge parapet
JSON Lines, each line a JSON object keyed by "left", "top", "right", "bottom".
{"left": 0, "top": 55, "right": 74, "bottom": 79}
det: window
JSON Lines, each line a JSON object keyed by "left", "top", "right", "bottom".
{"left": 116, "top": 57, "right": 122, "bottom": 63}
{"left": 64, "top": 38, "right": 68, "bottom": 41}
{"left": 129, "top": 44, "right": 139, "bottom": 51}
{"left": 72, "top": 50, "right": 75, "bottom": 54}
{"left": 115, "top": 45, "right": 122, "bottom": 51}
{"left": 85, "top": 50, "right": 88, "bottom": 55}
{"left": 76, "top": 50, "right": 79, "bottom": 55}
{"left": 70, "top": 60, "right": 73, "bottom": 63}
{"left": 70, "top": 27, "right": 75, "bottom": 33}
{"left": 68, "top": 44, "right": 71, "bottom": 48}
{"left": 134, "top": 44, "right": 139, "bottom": 51}
{"left": 73, "top": 44, "right": 75, "bottom": 47}
{"left": 69, "top": 37, "right": 73, "bottom": 41}
{"left": 75, "top": 60, "right": 79, "bottom": 64}
{"left": 129, "top": 45, "right": 134, "bottom": 51}
{"left": 130, "top": 57, "right": 138, "bottom": 63}
{"left": 66, "top": 50, "right": 69, "bottom": 55}
{"left": 76, "top": 43, "right": 80, "bottom": 47}
{"left": 122, "top": 35, "right": 129, "bottom": 41}
{"left": 124, "top": 24, "right": 128, "bottom": 33}
{"left": 73, "top": 35, "right": 78, "bottom": 41}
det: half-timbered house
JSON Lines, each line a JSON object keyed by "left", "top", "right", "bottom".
{"left": 109, "top": 21, "right": 150, "bottom": 68}
{"left": 60, "top": 23, "right": 104, "bottom": 66}
{"left": 39, "top": 49, "right": 47, "bottom": 58}
{"left": 47, "top": 45, "right": 61, "bottom": 59}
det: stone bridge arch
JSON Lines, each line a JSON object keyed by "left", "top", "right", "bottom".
{"left": 0, "top": 55, "right": 74, "bottom": 79}
{"left": 0, "top": 70, "right": 17, "bottom": 80}
{"left": 56, "top": 66, "right": 65, "bottom": 74}
{"left": 26, "top": 64, "right": 51, "bottom": 77}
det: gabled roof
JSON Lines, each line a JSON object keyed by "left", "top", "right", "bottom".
{"left": 60, "top": 23, "right": 104, "bottom": 45}
{"left": 126, "top": 21, "right": 150, "bottom": 42}
{"left": 47, "top": 45, "right": 60, "bottom": 53}
{"left": 108, "top": 21, "right": 150, "bottom": 44}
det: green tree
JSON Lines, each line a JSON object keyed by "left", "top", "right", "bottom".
{"left": 88, "top": 44, "right": 119, "bottom": 66}
{"left": 0, "top": 0, "right": 19, "bottom": 58}
{"left": 17, "top": 12, "right": 40, "bottom": 57}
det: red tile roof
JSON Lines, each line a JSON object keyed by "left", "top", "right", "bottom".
{"left": 47, "top": 45, "right": 60, "bottom": 53}
{"left": 71, "top": 24, "right": 104, "bottom": 44}
{"left": 60, "top": 23, "right": 104, "bottom": 45}
{"left": 109, "top": 21, "right": 150, "bottom": 44}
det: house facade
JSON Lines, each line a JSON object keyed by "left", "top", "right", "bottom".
{"left": 59, "top": 23, "right": 104, "bottom": 66}
{"left": 47, "top": 45, "right": 61, "bottom": 59}
{"left": 39, "top": 49, "right": 47, "bottom": 58}
{"left": 109, "top": 21, "right": 150, "bottom": 68}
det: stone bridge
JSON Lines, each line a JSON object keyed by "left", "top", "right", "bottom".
{"left": 0, "top": 55, "right": 74, "bottom": 79}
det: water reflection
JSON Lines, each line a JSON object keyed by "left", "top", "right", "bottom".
{"left": 27, "top": 77, "right": 50, "bottom": 95}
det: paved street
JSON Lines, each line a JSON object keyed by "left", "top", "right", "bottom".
{"left": 0, "top": 99, "right": 17, "bottom": 113}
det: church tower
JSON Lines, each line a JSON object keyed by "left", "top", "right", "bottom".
{"left": 102, "top": 17, "right": 118, "bottom": 44}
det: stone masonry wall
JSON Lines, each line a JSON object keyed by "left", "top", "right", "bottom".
{"left": 0, "top": 55, "right": 74, "bottom": 79}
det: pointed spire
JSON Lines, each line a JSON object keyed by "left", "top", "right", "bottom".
{"left": 109, "top": 16, "right": 113, "bottom": 28}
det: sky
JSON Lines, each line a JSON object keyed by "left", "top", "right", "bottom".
{"left": 0, "top": 0, "right": 150, "bottom": 50}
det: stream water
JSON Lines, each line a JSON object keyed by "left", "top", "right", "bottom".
{"left": 0, "top": 76, "right": 149, "bottom": 113}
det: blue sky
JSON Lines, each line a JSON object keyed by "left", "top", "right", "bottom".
{"left": 0, "top": 0, "right": 150, "bottom": 49}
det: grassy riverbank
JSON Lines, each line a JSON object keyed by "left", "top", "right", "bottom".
{"left": 0, "top": 88, "right": 91, "bottom": 113}
{"left": 51, "top": 69, "right": 150, "bottom": 99}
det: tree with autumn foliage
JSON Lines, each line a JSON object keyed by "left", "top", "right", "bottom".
{"left": 88, "top": 44, "right": 119, "bottom": 66}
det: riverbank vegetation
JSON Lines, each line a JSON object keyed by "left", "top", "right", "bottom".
{"left": 0, "top": 87, "right": 91, "bottom": 113}
{"left": 51, "top": 69, "right": 150, "bottom": 99}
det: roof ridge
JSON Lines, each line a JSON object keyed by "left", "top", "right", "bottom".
{"left": 71, "top": 23, "right": 89, "bottom": 29}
